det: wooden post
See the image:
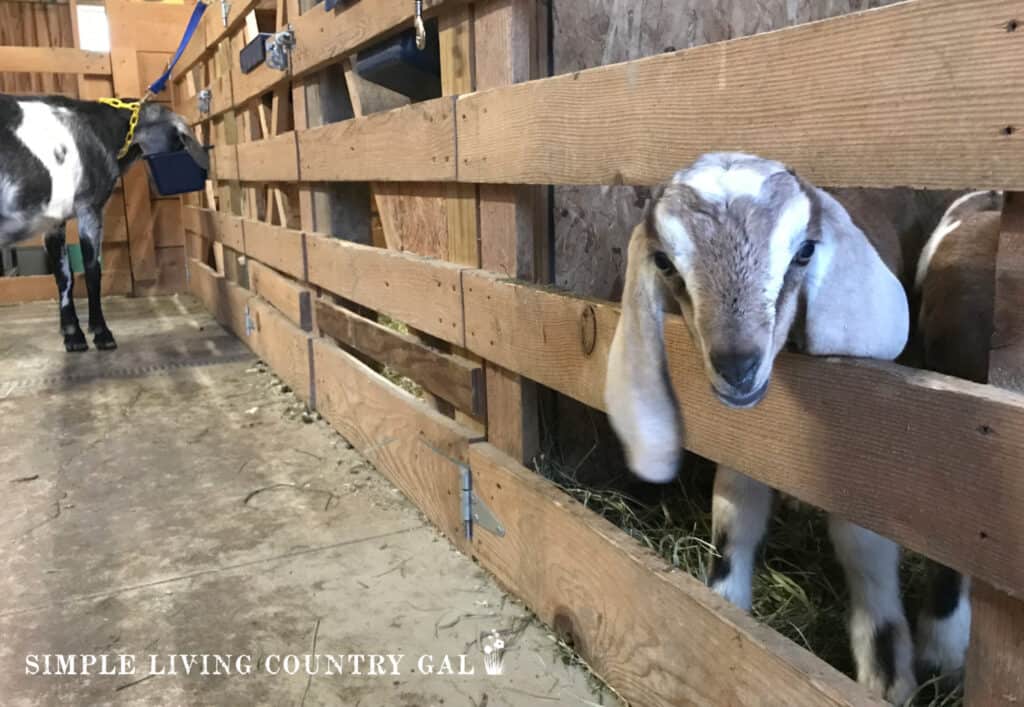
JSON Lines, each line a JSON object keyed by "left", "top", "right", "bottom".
{"left": 474, "top": 0, "right": 546, "bottom": 463}
{"left": 965, "top": 192, "right": 1024, "bottom": 705}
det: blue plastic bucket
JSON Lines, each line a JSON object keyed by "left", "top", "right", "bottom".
{"left": 144, "top": 150, "right": 208, "bottom": 196}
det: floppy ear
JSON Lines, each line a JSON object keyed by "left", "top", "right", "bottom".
{"left": 605, "top": 216, "right": 683, "bottom": 484}
{"left": 801, "top": 190, "right": 909, "bottom": 360}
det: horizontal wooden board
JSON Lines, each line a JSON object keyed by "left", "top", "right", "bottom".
{"left": 172, "top": 0, "right": 260, "bottom": 81}
{"left": 188, "top": 258, "right": 250, "bottom": 338}
{"left": 297, "top": 98, "right": 456, "bottom": 182}
{"left": 241, "top": 219, "right": 305, "bottom": 280}
{"left": 305, "top": 232, "right": 465, "bottom": 344}
{"left": 458, "top": 0, "right": 1024, "bottom": 189}
{"left": 248, "top": 260, "right": 311, "bottom": 331}
{"left": 236, "top": 132, "right": 299, "bottom": 182}
{"left": 0, "top": 47, "right": 111, "bottom": 75}
{"left": 312, "top": 337, "right": 475, "bottom": 542}
{"left": 249, "top": 296, "right": 313, "bottom": 402}
{"left": 462, "top": 271, "right": 1024, "bottom": 597}
{"left": 468, "top": 443, "right": 879, "bottom": 707}
{"left": 290, "top": 0, "right": 469, "bottom": 78}
{"left": 183, "top": 207, "right": 245, "bottom": 252}
{"left": 0, "top": 271, "right": 130, "bottom": 304}
{"left": 231, "top": 61, "right": 288, "bottom": 107}
{"left": 316, "top": 298, "right": 484, "bottom": 417}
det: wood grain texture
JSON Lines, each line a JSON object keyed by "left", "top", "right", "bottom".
{"left": 458, "top": 0, "right": 1024, "bottom": 188}
{"left": 183, "top": 207, "right": 246, "bottom": 253}
{"left": 462, "top": 270, "right": 1024, "bottom": 597}
{"left": 0, "top": 46, "right": 110, "bottom": 75}
{"left": 248, "top": 260, "right": 312, "bottom": 331}
{"left": 296, "top": 98, "right": 456, "bottom": 182}
{"left": 188, "top": 258, "right": 251, "bottom": 338}
{"left": 316, "top": 298, "right": 484, "bottom": 417}
{"left": 171, "top": 0, "right": 260, "bottom": 81}
{"left": 990, "top": 192, "right": 1024, "bottom": 391}
{"left": 249, "top": 296, "right": 314, "bottom": 402}
{"left": 305, "top": 232, "right": 465, "bottom": 345}
{"left": 966, "top": 581, "right": 1024, "bottom": 706}
{"left": 241, "top": 219, "right": 305, "bottom": 280}
{"left": 468, "top": 442, "right": 881, "bottom": 707}
{"left": 236, "top": 132, "right": 299, "bottom": 182}
{"left": 0, "top": 271, "right": 130, "bottom": 304}
{"left": 373, "top": 183, "right": 449, "bottom": 258}
{"left": 289, "top": 0, "right": 469, "bottom": 78}
{"left": 231, "top": 60, "right": 288, "bottom": 108}
{"left": 313, "top": 338, "right": 475, "bottom": 542}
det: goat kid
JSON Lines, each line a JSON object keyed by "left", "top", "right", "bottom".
{"left": 605, "top": 152, "right": 1000, "bottom": 703}
{"left": 0, "top": 94, "right": 207, "bottom": 351}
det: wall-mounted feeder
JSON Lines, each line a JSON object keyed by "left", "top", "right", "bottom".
{"left": 144, "top": 146, "right": 210, "bottom": 196}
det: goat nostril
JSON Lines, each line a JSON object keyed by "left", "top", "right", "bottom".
{"left": 710, "top": 351, "right": 761, "bottom": 390}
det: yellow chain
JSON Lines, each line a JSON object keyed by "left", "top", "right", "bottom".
{"left": 97, "top": 97, "right": 142, "bottom": 160}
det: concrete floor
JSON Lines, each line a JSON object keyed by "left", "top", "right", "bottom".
{"left": 0, "top": 296, "right": 618, "bottom": 707}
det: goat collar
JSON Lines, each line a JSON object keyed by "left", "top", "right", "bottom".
{"left": 97, "top": 97, "right": 142, "bottom": 160}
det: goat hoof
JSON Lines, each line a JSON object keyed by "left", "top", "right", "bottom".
{"left": 93, "top": 328, "right": 117, "bottom": 350}
{"left": 64, "top": 330, "right": 88, "bottom": 352}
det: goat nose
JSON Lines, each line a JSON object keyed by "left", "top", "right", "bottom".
{"left": 710, "top": 350, "right": 761, "bottom": 390}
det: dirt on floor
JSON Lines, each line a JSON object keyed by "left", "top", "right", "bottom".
{"left": 0, "top": 296, "right": 621, "bottom": 707}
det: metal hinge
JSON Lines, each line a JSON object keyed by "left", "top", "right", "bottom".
{"left": 197, "top": 88, "right": 212, "bottom": 115}
{"left": 461, "top": 465, "right": 505, "bottom": 540}
{"left": 265, "top": 27, "right": 295, "bottom": 71}
{"left": 244, "top": 304, "right": 254, "bottom": 336}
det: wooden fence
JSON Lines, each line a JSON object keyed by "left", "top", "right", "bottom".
{"left": 172, "top": 0, "right": 1024, "bottom": 705}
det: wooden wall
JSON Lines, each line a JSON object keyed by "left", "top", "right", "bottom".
{"left": 0, "top": 1, "right": 78, "bottom": 96}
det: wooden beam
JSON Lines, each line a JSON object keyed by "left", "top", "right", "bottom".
{"left": 249, "top": 296, "right": 314, "bottom": 403}
{"left": 289, "top": 0, "right": 470, "bottom": 78}
{"left": 248, "top": 259, "right": 312, "bottom": 331}
{"left": 183, "top": 206, "right": 246, "bottom": 252}
{"left": 304, "top": 232, "right": 466, "bottom": 345}
{"left": 0, "top": 46, "right": 111, "bottom": 75}
{"left": 235, "top": 132, "right": 300, "bottom": 182}
{"left": 188, "top": 258, "right": 251, "bottom": 338}
{"left": 457, "top": 0, "right": 1024, "bottom": 189}
{"left": 296, "top": 98, "right": 457, "bottom": 182}
{"left": 989, "top": 192, "right": 1024, "bottom": 389}
{"left": 171, "top": 0, "right": 261, "bottom": 82}
{"left": 467, "top": 443, "right": 880, "bottom": 707}
{"left": 316, "top": 298, "right": 484, "bottom": 418}
{"left": 462, "top": 269, "right": 1024, "bottom": 596}
{"left": 241, "top": 219, "right": 305, "bottom": 280}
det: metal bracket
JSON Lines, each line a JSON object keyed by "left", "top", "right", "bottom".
{"left": 197, "top": 88, "right": 212, "bottom": 115}
{"left": 461, "top": 465, "right": 505, "bottom": 540}
{"left": 220, "top": 0, "right": 230, "bottom": 27}
{"left": 244, "top": 304, "right": 254, "bottom": 336}
{"left": 265, "top": 27, "right": 295, "bottom": 72}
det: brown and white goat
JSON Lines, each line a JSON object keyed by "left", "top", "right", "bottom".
{"left": 604, "top": 152, "right": 1000, "bottom": 703}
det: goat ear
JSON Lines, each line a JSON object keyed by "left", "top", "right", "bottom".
{"left": 604, "top": 218, "right": 682, "bottom": 483}
{"left": 802, "top": 191, "right": 909, "bottom": 360}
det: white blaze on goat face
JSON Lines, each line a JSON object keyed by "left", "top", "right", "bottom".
{"left": 14, "top": 102, "right": 83, "bottom": 225}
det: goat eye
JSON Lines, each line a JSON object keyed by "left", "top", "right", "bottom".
{"left": 653, "top": 251, "right": 677, "bottom": 275}
{"left": 793, "top": 241, "right": 816, "bottom": 266}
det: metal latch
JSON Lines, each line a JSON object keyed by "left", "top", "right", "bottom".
{"left": 265, "top": 27, "right": 296, "bottom": 71}
{"left": 197, "top": 88, "right": 212, "bottom": 115}
{"left": 414, "top": 0, "right": 426, "bottom": 50}
{"left": 461, "top": 465, "right": 505, "bottom": 540}
{"left": 244, "top": 304, "right": 254, "bottom": 336}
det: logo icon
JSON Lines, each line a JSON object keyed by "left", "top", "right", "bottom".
{"left": 481, "top": 630, "right": 506, "bottom": 676}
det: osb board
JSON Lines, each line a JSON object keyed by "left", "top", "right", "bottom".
{"left": 549, "top": 0, "right": 895, "bottom": 301}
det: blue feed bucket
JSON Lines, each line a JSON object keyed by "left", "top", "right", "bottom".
{"left": 144, "top": 149, "right": 208, "bottom": 196}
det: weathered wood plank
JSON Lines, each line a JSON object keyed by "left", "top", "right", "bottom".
{"left": 458, "top": 0, "right": 1024, "bottom": 188}
{"left": 296, "top": 98, "right": 456, "bottom": 182}
{"left": 241, "top": 219, "right": 305, "bottom": 280}
{"left": 316, "top": 298, "right": 484, "bottom": 417}
{"left": 312, "top": 338, "right": 474, "bottom": 541}
{"left": 289, "top": 0, "right": 470, "bottom": 78}
{"left": 468, "top": 442, "right": 880, "bottom": 707}
{"left": 249, "top": 296, "right": 314, "bottom": 402}
{"left": 183, "top": 206, "right": 245, "bottom": 253}
{"left": 0, "top": 271, "right": 131, "bottom": 304}
{"left": 966, "top": 581, "right": 1024, "bottom": 706}
{"left": 305, "top": 232, "right": 465, "bottom": 345}
{"left": 0, "top": 46, "right": 111, "bottom": 75}
{"left": 248, "top": 259, "right": 311, "bottom": 331}
{"left": 462, "top": 270, "right": 1024, "bottom": 597}
{"left": 235, "top": 132, "right": 299, "bottom": 182}
{"left": 188, "top": 258, "right": 251, "bottom": 338}
{"left": 171, "top": 0, "right": 260, "bottom": 82}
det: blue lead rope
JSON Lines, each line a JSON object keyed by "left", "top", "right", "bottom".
{"left": 146, "top": 1, "right": 208, "bottom": 96}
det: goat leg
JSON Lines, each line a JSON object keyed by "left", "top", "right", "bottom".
{"left": 78, "top": 207, "right": 116, "bottom": 350}
{"left": 44, "top": 223, "right": 87, "bottom": 352}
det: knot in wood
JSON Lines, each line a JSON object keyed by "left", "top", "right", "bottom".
{"left": 580, "top": 305, "right": 597, "bottom": 357}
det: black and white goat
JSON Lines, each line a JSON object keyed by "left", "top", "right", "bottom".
{"left": 605, "top": 152, "right": 999, "bottom": 703}
{"left": 0, "top": 94, "right": 206, "bottom": 350}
